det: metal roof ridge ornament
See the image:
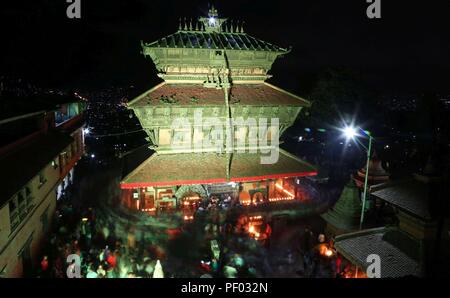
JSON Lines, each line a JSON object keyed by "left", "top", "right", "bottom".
{"left": 199, "top": 5, "right": 227, "bottom": 33}
{"left": 183, "top": 17, "right": 188, "bottom": 31}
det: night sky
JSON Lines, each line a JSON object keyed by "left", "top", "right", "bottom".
{"left": 2, "top": 0, "right": 450, "bottom": 95}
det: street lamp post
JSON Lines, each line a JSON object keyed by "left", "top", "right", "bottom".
{"left": 359, "top": 132, "right": 372, "bottom": 230}
{"left": 342, "top": 126, "right": 373, "bottom": 230}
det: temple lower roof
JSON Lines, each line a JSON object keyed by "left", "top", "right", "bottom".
{"left": 128, "top": 82, "right": 310, "bottom": 108}
{"left": 120, "top": 149, "right": 316, "bottom": 188}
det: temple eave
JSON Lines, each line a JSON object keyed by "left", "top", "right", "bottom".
{"left": 120, "top": 171, "right": 318, "bottom": 189}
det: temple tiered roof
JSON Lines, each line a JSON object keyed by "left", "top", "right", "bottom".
{"left": 144, "top": 30, "right": 288, "bottom": 53}
{"left": 141, "top": 6, "right": 291, "bottom": 83}
{"left": 129, "top": 82, "right": 310, "bottom": 107}
{"left": 121, "top": 149, "right": 316, "bottom": 188}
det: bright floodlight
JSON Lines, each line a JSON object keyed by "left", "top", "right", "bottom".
{"left": 343, "top": 126, "right": 357, "bottom": 140}
{"left": 209, "top": 17, "right": 216, "bottom": 25}
{"left": 83, "top": 128, "right": 90, "bottom": 135}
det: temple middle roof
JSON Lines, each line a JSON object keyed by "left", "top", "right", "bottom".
{"left": 128, "top": 82, "right": 310, "bottom": 108}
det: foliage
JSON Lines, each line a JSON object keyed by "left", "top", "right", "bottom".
{"left": 190, "top": 96, "right": 199, "bottom": 103}
{"left": 303, "top": 67, "right": 375, "bottom": 127}
{"left": 159, "top": 95, "right": 178, "bottom": 104}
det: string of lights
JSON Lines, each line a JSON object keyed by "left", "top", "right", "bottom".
{"left": 85, "top": 128, "right": 145, "bottom": 138}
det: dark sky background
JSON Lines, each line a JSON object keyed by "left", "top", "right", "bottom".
{"left": 1, "top": 0, "right": 450, "bottom": 96}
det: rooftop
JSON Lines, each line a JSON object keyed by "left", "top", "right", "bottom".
{"left": 370, "top": 178, "right": 439, "bottom": 220}
{"left": 129, "top": 82, "right": 310, "bottom": 107}
{"left": 335, "top": 227, "right": 422, "bottom": 278}
{"left": 121, "top": 149, "right": 316, "bottom": 188}
{"left": 144, "top": 30, "right": 288, "bottom": 53}
{"left": 143, "top": 6, "right": 288, "bottom": 53}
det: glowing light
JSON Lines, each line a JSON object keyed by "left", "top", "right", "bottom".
{"left": 319, "top": 244, "right": 335, "bottom": 257}
{"left": 90, "top": 154, "right": 95, "bottom": 158}
{"left": 83, "top": 128, "right": 90, "bottom": 135}
{"left": 183, "top": 196, "right": 200, "bottom": 201}
{"left": 82, "top": 218, "right": 88, "bottom": 222}
{"left": 275, "top": 183, "right": 295, "bottom": 198}
{"left": 208, "top": 17, "right": 216, "bottom": 25}
{"left": 249, "top": 215, "right": 263, "bottom": 220}
{"left": 141, "top": 208, "right": 156, "bottom": 212}
{"left": 343, "top": 126, "right": 357, "bottom": 140}
{"left": 269, "top": 197, "right": 294, "bottom": 202}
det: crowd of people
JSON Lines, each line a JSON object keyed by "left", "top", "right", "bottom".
{"left": 33, "top": 173, "right": 345, "bottom": 279}
{"left": 36, "top": 198, "right": 168, "bottom": 278}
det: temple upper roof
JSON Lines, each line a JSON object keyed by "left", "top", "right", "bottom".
{"left": 141, "top": 6, "right": 291, "bottom": 83}
{"left": 143, "top": 29, "right": 288, "bottom": 53}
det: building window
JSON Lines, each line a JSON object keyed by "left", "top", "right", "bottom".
{"left": 159, "top": 129, "right": 172, "bottom": 146}
{"left": 38, "top": 172, "right": 47, "bottom": 187}
{"left": 172, "top": 128, "right": 191, "bottom": 147}
{"left": 52, "top": 159, "right": 58, "bottom": 169}
{"left": 71, "top": 143, "right": 76, "bottom": 158}
{"left": 193, "top": 128, "right": 203, "bottom": 146}
{"left": 9, "top": 200, "right": 19, "bottom": 231}
{"left": 9, "top": 186, "right": 34, "bottom": 232}
{"left": 234, "top": 126, "right": 248, "bottom": 147}
{"left": 40, "top": 207, "right": 49, "bottom": 233}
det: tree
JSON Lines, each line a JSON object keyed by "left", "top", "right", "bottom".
{"left": 302, "top": 68, "right": 375, "bottom": 127}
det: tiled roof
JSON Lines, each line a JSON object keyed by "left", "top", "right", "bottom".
{"left": 370, "top": 179, "right": 433, "bottom": 220}
{"left": 0, "top": 132, "right": 74, "bottom": 207}
{"left": 335, "top": 227, "right": 422, "bottom": 278}
{"left": 120, "top": 149, "right": 316, "bottom": 188}
{"left": 129, "top": 83, "right": 310, "bottom": 107}
{"left": 144, "top": 31, "right": 287, "bottom": 52}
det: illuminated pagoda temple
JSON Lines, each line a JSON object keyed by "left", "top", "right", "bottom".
{"left": 120, "top": 6, "right": 317, "bottom": 216}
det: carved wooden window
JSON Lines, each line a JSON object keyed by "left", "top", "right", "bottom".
{"left": 159, "top": 129, "right": 172, "bottom": 146}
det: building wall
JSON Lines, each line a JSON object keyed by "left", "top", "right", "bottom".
{"left": 0, "top": 159, "right": 59, "bottom": 278}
